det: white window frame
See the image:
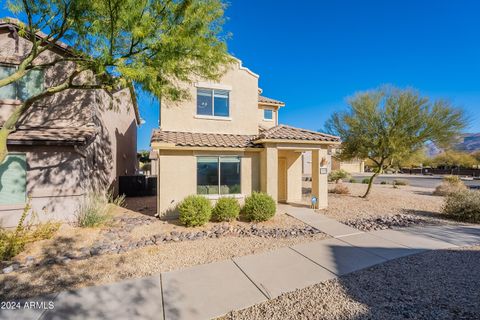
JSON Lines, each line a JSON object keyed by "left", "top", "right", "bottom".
{"left": 196, "top": 156, "right": 242, "bottom": 197}
{"left": 195, "top": 88, "right": 231, "bottom": 119}
{"left": 263, "top": 108, "right": 274, "bottom": 121}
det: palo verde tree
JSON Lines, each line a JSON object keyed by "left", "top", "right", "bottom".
{"left": 0, "top": 0, "right": 232, "bottom": 163}
{"left": 325, "top": 86, "right": 466, "bottom": 198}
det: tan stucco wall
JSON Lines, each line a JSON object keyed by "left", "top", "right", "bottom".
{"left": 0, "top": 146, "right": 86, "bottom": 227}
{"left": 160, "top": 60, "right": 261, "bottom": 135}
{"left": 0, "top": 28, "right": 138, "bottom": 226}
{"left": 258, "top": 105, "right": 278, "bottom": 128}
{"left": 156, "top": 149, "right": 261, "bottom": 218}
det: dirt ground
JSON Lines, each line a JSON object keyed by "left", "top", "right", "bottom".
{"left": 319, "top": 183, "right": 446, "bottom": 223}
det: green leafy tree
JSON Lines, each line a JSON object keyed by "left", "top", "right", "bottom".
{"left": 0, "top": 0, "right": 232, "bottom": 163}
{"left": 430, "top": 151, "right": 478, "bottom": 168}
{"left": 325, "top": 86, "right": 466, "bottom": 198}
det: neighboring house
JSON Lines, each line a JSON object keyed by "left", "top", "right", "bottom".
{"left": 150, "top": 59, "right": 341, "bottom": 218}
{"left": 0, "top": 19, "right": 140, "bottom": 227}
{"left": 302, "top": 150, "right": 365, "bottom": 176}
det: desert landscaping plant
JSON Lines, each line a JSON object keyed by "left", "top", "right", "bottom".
{"left": 325, "top": 86, "right": 466, "bottom": 198}
{"left": 362, "top": 178, "right": 370, "bottom": 184}
{"left": 442, "top": 190, "right": 480, "bottom": 223}
{"left": 349, "top": 178, "right": 357, "bottom": 183}
{"left": 328, "top": 169, "right": 351, "bottom": 183}
{"left": 0, "top": 202, "right": 59, "bottom": 261}
{"left": 329, "top": 183, "right": 350, "bottom": 194}
{"left": 76, "top": 192, "right": 123, "bottom": 228}
{"left": 178, "top": 195, "right": 212, "bottom": 227}
{"left": 211, "top": 197, "right": 240, "bottom": 222}
{"left": 433, "top": 175, "right": 468, "bottom": 196}
{"left": 393, "top": 179, "right": 409, "bottom": 186}
{"left": 242, "top": 192, "right": 276, "bottom": 222}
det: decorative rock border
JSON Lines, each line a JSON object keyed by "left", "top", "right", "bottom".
{"left": 2, "top": 223, "right": 322, "bottom": 274}
{"left": 344, "top": 214, "right": 434, "bottom": 232}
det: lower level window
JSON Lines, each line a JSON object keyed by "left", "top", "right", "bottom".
{"left": 197, "top": 156, "right": 241, "bottom": 195}
{"left": 0, "top": 154, "right": 27, "bottom": 205}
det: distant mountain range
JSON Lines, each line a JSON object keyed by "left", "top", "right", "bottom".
{"left": 426, "top": 133, "right": 480, "bottom": 156}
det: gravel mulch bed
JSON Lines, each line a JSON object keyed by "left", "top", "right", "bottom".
{"left": 343, "top": 213, "right": 440, "bottom": 231}
{"left": 223, "top": 245, "right": 480, "bottom": 320}
{"left": 0, "top": 205, "right": 328, "bottom": 300}
{"left": 319, "top": 183, "right": 448, "bottom": 223}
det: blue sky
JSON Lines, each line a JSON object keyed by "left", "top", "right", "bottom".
{"left": 2, "top": 1, "right": 479, "bottom": 151}
{"left": 138, "top": 0, "right": 480, "bottom": 150}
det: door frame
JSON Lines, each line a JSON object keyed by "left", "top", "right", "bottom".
{"left": 278, "top": 157, "right": 287, "bottom": 202}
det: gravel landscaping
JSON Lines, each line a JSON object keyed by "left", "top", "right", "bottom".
{"left": 223, "top": 245, "right": 480, "bottom": 320}
{"left": 319, "top": 183, "right": 454, "bottom": 228}
{"left": 0, "top": 205, "right": 328, "bottom": 300}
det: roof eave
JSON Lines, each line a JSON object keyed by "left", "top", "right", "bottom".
{"left": 253, "top": 138, "right": 341, "bottom": 145}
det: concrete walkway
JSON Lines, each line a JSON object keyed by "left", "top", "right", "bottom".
{"left": 3, "top": 206, "right": 479, "bottom": 320}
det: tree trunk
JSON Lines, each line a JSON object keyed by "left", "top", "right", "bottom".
{"left": 0, "top": 101, "right": 31, "bottom": 164}
{"left": 362, "top": 165, "right": 382, "bottom": 198}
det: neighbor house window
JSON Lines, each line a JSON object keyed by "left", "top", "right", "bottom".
{"left": 197, "top": 88, "right": 230, "bottom": 117}
{"left": 0, "top": 154, "right": 27, "bottom": 205}
{"left": 197, "top": 156, "right": 240, "bottom": 195}
{"left": 263, "top": 109, "right": 274, "bottom": 121}
{"left": 0, "top": 65, "right": 44, "bottom": 101}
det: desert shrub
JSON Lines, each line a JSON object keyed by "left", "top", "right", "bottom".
{"left": 349, "top": 178, "right": 357, "bottom": 183}
{"left": 433, "top": 176, "right": 467, "bottom": 196}
{"left": 212, "top": 197, "right": 240, "bottom": 222}
{"left": 242, "top": 192, "right": 276, "bottom": 222}
{"left": 76, "top": 192, "right": 119, "bottom": 228}
{"left": 329, "top": 183, "right": 350, "bottom": 194}
{"left": 328, "top": 169, "right": 351, "bottom": 183}
{"left": 178, "top": 195, "right": 212, "bottom": 227}
{"left": 380, "top": 181, "right": 388, "bottom": 185}
{"left": 442, "top": 190, "right": 480, "bottom": 223}
{"left": 393, "top": 179, "right": 409, "bottom": 186}
{"left": 362, "top": 178, "right": 370, "bottom": 184}
{"left": 0, "top": 203, "right": 59, "bottom": 261}
{"left": 442, "top": 175, "right": 462, "bottom": 184}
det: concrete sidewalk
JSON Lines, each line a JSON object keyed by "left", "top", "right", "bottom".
{"left": 3, "top": 206, "right": 479, "bottom": 320}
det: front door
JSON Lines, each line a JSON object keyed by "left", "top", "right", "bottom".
{"left": 278, "top": 158, "right": 287, "bottom": 202}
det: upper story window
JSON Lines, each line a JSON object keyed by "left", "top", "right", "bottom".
{"left": 263, "top": 109, "right": 274, "bottom": 121}
{"left": 0, "top": 65, "right": 44, "bottom": 101}
{"left": 197, "top": 88, "right": 230, "bottom": 117}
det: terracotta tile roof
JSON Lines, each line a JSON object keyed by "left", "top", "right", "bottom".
{"left": 151, "top": 125, "right": 340, "bottom": 148}
{"left": 7, "top": 127, "right": 97, "bottom": 145}
{"left": 258, "top": 95, "right": 285, "bottom": 105}
{"left": 256, "top": 125, "right": 340, "bottom": 142}
{"left": 151, "top": 130, "right": 260, "bottom": 148}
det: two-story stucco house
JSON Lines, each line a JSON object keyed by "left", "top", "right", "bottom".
{"left": 0, "top": 19, "right": 140, "bottom": 227}
{"left": 151, "top": 59, "right": 341, "bottom": 217}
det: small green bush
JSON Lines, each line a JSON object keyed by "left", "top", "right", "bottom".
{"left": 393, "top": 179, "right": 409, "bottom": 186}
{"left": 76, "top": 192, "right": 118, "bottom": 228}
{"left": 443, "top": 190, "right": 480, "bottom": 223}
{"left": 349, "top": 178, "right": 357, "bottom": 183}
{"left": 362, "top": 178, "right": 370, "bottom": 184}
{"left": 380, "top": 181, "right": 388, "bottom": 185}
{"left": 178, "top": 195, "right": 212, "bottom": 227}
{"left": 328, "top": 169, "right": 351, "bottom": 183}
{"left": 242, "top": 192, "right": 276, "bottom": 222}
{"left": 212, "top": 197, "right": 240, "bottom": 222}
